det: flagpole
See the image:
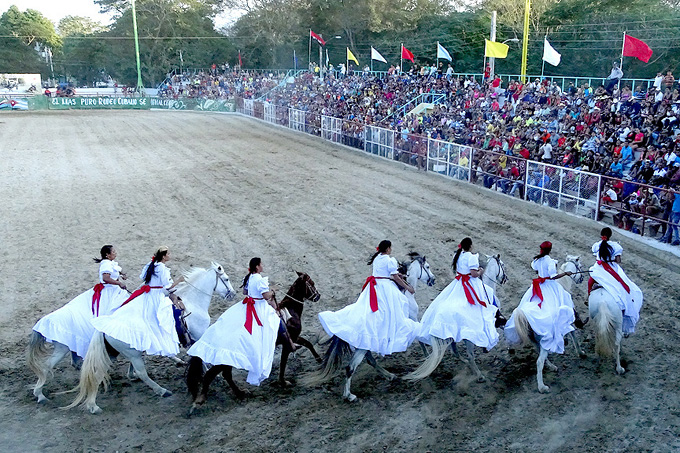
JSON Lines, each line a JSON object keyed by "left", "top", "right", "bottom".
{"left": 436, "top": 41, "right": 439, "bottom": 70}
{"left": 294, "top": 49, "right": 297, "bottom": 70}
{"left": 619, "top": 31, "right": 626, "bottom": 90}
{"left": 308, "top": 29, "right": 312, "bottom": 70}
{"left": 541, "top": 34, "right": 546, "bottom": 79}
{"left": 371, "top": 50, "right": 373, "bottom": 72}
{"left": 346, "top": 47, "right": 349, "bottom": 76}
{"left": 400, "top": 43, "right": 403, "bottom": 74}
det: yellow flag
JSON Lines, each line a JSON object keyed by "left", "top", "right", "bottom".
{"left": 347, "top": 47, "right": 359, "bottom": 65}
{"left": 485, "top": 39, "right": 509, "bottom": 58}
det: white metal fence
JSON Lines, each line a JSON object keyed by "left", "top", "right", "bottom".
{"left": 264, "top": 102, "right": 277, "bottom": 123}
{"left": 321, "top": 115, "right": 342, "bottom": 143}
{"left": 289, "top": 108, "right": 306, "bottom": 132}
{"left": 243, "top": 99, "right": 254, "bottom": 117}
{"left": 365, "top": 125, "right": 394, "bottom": 159}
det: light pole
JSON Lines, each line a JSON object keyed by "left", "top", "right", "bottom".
{"left": 131, "top": 0, "right": 144, "bottom": 93}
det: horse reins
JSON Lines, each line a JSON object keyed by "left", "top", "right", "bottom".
{"left": 182, "top": 270, "right": 233, "bottom": 299}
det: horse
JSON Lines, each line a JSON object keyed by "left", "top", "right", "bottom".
{"left": 589, "top": 287, "right": 625, "bottom": 375}
{"left": 399, "top": 252, "right": 436, "bottom": 321}
{"left": 64, "top": 262, "right": 236, "bottom": 414}
{"left": 509, "top": 254, "right": 587, "bottom": 393}
{"left": 186, "top": 272, "right": 320, "bottom": 409}
{"left": 404, "top": 254, "right": 508, "bottom": 385}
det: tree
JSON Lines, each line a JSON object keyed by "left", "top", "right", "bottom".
{"left": 58, "top": 16, "right": 107, "bottom": 36}
{"left": 0, "top": 5, "right": 61, "bottom": 48}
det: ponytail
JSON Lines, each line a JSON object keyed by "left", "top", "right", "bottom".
{"left": 599, "top": 227, "right": 614, "bottom": 263}
{"left": 452, "top": 237, "right": 472, "bottom": 273}
{"left": 367, "top": 240, "right": 391, "bottom": 265}
{"left": 241, "top": 257, "right": 261, "bottom": 289}
{"left": 93, "top": 244, "right": 114, "bottom": 263}
{"left": 144, "top": 246, "right": 169, "bottom": 284}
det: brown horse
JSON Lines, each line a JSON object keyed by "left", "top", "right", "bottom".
{"left": 186, "top": 272, "right": 321, "bottom": 408}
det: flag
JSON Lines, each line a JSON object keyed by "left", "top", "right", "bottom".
{"left": 310, "top": 29, "right": 326, "bottom": 46}
{"left": 484, "top": 39, "right": 509, "bottom": 58}
{"left": 623, "top": 34, "right": 653, "bottom": 63}
{"left": 238, "top": 50, "right": 242, "bottom": 67}
{"left": 347, "top": 47, "right": 359, "bottom": 65}
{"left": 542, "top": 38, "right": 561, "bottom": 66}
{"left": 371, "top": 47, "right": 387, "bottom": 63}
{"left": 437, "top": 42, "right": 452, "bottom": 61}
{"left": 401, "top": 45, "right": 415, "bottom": 63}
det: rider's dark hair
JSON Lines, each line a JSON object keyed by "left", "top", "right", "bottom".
{"left": 452, "top": 237, "right": 472, "bottom": 273}
{"left": 144, "top": 247, "right": 169, "bottom": 284}
{"left": 93, "top": 245, "right": 114, "bottom": 263}
{"left": 599, "top": 227, "right": 614, "bottom": 263}
{"left": 241, "top": 257, "right": 261, "bottom": 288}
{"left": 368, "top": 240, "right": 391, "bottom": 265}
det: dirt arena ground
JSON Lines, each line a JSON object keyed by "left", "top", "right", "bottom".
{"left": 1, "top": 110, "right": 679, "bottom": 452}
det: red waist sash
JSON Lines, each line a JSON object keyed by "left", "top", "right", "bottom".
{"left": 597, "top": 261, "right": 630, "bottom": 293}
{"left": 243, "top": 297, "right": 264, "bottom": 334}
{"left": 362, "top": 276, "right": 392, "bottom": 312}
{"left": 455, "top": 273, "right": 487, "bottom": 307}
{"left": 92, "top": 283, "right": 105, "bottom": 316}
{"left": 531, "top": 277, "right": 548, "bottom": 308}
{"left": 120, "top": 285, "right": 164, "bottom": 308}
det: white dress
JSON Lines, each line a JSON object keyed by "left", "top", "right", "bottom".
{"left": 33, "top": 260, "right": 129, "bottom": 358}
{"left": 187, "top": 273, "right": 280, "bottom": 386}
{"left": 91, "top": 261, "right": 179, "bottom": 356}
{"left": 418, "top": 252, "right": 499, "bottom": 349}
{"left": 589, "top": 240, "right": 643, "bottom": 334}
{"left": 318, "top": 254, "right": 420, "bottom": 355}
{"left": 504, "top": 256, "right": 575, "bottom": 354}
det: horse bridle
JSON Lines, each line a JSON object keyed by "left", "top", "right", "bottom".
{"left": 412, "top": 257, "right": 435, "bottom": 285}
{"left": 567, "top": 258, "right": 584, "bottom": 283}
{"left": 487, "top": 255, "right": 508, "bottom": 285}
{"left": 282, "top": 278, "right": 319, "bottom": 305}
{"left": 182, "top": 269, "right": 234, "bottom": 300}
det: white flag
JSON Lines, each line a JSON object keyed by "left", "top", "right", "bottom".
{"left": 371, "top": 46, "right": 387, "bottom": 63}
{"left": 437, "top": 42, "right": 452, "bottom": 61}
{"left": 542, "top": 38, "right": 561, "bottom": 66}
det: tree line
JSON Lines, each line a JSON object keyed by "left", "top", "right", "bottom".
{"left": 1, "top": 0, "right": 679, "bottom": 87}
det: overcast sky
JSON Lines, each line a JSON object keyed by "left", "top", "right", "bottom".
{"left": 0, "top": 0, "right": 239, "bottom": 29}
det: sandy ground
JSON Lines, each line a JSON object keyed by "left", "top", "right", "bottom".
{"left": 1, "top": 111, "right": 679, "bottom": 453}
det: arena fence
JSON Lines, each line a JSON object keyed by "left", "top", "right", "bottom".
{"left": 235, "top": 97, "right": 678, "bottom": 241}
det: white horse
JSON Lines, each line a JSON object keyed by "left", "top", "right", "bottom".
{"left": 511, "top": 254, "right": 586, "bottom": 393}
{"left": 64, "top": 262, "right": 235, "bottom": 413}
{"left": 304, "top": 252, "right": 434, "bottom": 402}
{"left": 589, "top": 288, "right": 625, "bottom": 375}
{"left": 401, "top": 252, "right": 436, "bottom": 321}
{"left": 27, "top": 336, "right": 80, "bottom": 403}
{"left": 407, "top": 255, "right": 508, "bottom": 387}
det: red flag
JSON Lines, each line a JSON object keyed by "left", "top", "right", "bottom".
{"left": 310, "top": 29, "right": 326, "bottom": 46}
{"left": 238, "top": 50, "right": 242, "bottom": 67}
{"left": 401, "top": 46, "right": 415, "bottom": 63}
{"left": 623, "top": 34, "right": 653, "bottom": 63}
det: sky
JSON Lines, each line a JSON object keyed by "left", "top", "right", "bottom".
{"left": 0, "top": 0, "right": 240, "bottom": 28}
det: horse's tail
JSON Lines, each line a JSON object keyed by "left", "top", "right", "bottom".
{"left": 62, "top": 331, "right": 111, "bottom": 412}
{"left": 404, "top": 336, "right": 451, "bottom": 381}
{"left": 593, "top": 295, "right": 617, "bottom": 358}
{"left": 186, "top": 356, "right": 204, "bottom": 399}
{"left": 300, "top": 336, "right": 352, "bottom": 386}
{"left": 26, "top": 331, "right": 50, "bottom": 391}
{"left": 513, "top": 308, "right": 532, "bottom": 345}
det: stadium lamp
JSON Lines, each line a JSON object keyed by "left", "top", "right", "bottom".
{"left": 503, "top": 38, "right": 520, "bottom": 44}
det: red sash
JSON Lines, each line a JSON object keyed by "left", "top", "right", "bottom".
{"left": 120, "top": 285, "right": 164, "bottom": 308}
{"left": 531, "top": 277, "right": 548, "bottom": 308}
{"left": 243, "top": 297, "right": 264, "bottom": 334}
{"left": 361, "top": 276, "right": 391, "bottom": 312}
{"left": 92, "top": 283, "right": 105, "bottom": 316}
{"left": 455, "top": 273, "right": 487, "bottom": 307}
{"left": 597, "top": 261, "right": 630, "bottom": 293}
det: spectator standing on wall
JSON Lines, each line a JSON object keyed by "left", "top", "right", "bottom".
{"left": 540, "top": 141, "right": 553, "bottom": 163}
{"left": 663, "top": 71, "right": 675, "bottom": 91}
{"left": 660, "top": 191, "right": 680, "bottom": 245}
{"left": 605, "top": 62, "right": 623, "bottom": 94}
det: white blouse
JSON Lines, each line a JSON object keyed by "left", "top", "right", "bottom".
{"left": 372, "top": 254, "right": 399, "bottom": 278}
{"left": 99, "top": 259, "right": 122, "bottom": 283}
{"left": 532, "top": 255, "right": 558, "bottom": 279}
{"left": 456, "top": 251, "right": 480, "bottom": 275}
{"left": 139, "top": 261, "right": 173, "bottom": 288}
{"left": 591, "top": 240, "right": 623, "bottom": 261}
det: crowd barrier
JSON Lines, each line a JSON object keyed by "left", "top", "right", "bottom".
{"left": 235, "top": 97, "right": 678, "bottom": 242}
{"left": 0, "top": 95, "right": 235, "bottom": 112}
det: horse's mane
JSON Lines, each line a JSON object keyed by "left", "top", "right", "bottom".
{"left": 173, "top": 267, "right": 208, "bottom": 293}
{"left": 399, "top": 252, "right": 423, "bottom": 274}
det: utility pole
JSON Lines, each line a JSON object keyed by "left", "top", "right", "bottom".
{"left": 489, "top": 11, "right": 497, "bottom": 80}
{"left": 131, "top": 0, "right": 144, "bottom": 92}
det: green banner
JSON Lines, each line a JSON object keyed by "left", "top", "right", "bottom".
{"left": 48, "top": 96, "right": 150, "bottom": 110}
{"left": 149, "top": 97, "right": 234, "bottom": 112}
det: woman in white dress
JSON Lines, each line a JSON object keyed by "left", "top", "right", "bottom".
{"left": 91, "top": 246, "right": 182, "bottom": 357}
{"left": 406, "top": 238, "right": 498, "bottom": 383}
{"left": 504, "top": 241, "right": 576, "bottom": 354}
{"left": 187, "top": 257, "right": 283, "bottom": 404}
{"left": 32, "top": 245, "right": 129, "bottom": 359}
{"left": 587, "top": 227, "right": 643, "bottom": 334}
{"left": 318, "top": 240, "right": 419, "bottom": 356}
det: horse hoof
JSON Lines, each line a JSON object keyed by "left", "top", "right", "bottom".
{"left": 280, "top": 380, "right": 294, "bottom": 387}
{"left": 476, "top": 375, "right": 487, "bottom": 383}
{"left": 579, "top": 352, "right": 587, "bottom": 359}
{"left": 538, "top": 385, "right": 551, "bottom": 394}
{"left": 547, "top": 364, "right": 558, "bottom": 372}
{"left": 161, "top": 389, "right": 173, "bottom": 398}
{"left": 88, "top": 405, "right": 102, "bottom": 414}
{"left": 315, "top": 357, "right": 323, "bottom": 364}
{"left": 345, "top": 394, "right": 358, "bottom": 403}
{"left": 616, "top": 366, "right": 626, "bottom": 375}
{"left": 36, "top": 394, "right": 49, "bottom": 404}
